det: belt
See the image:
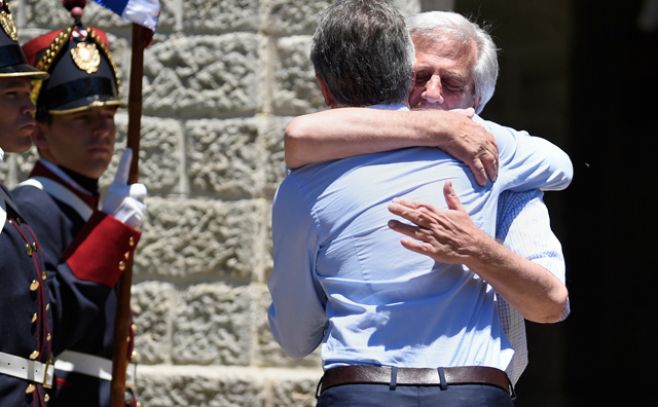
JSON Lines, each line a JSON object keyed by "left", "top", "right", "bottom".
{"left": 317, "top": 365, "right": 513, "bottom": 396}
{"left": 54, "top": 350, "right": 137, "bottom": 388}
{"left": 0, "top": 351, "right": 54, "bottom": 388}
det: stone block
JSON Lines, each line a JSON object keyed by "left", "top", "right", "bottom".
{"left": 142, "top": 33, "right": 261, "bottom": 118}
{"left": 172, "top": 284, "right": 253, "bottom": 366}
{"left": 271, "top": 36, "right": 324, "bottom": 115}
{"left": 262, "top": 0, "right": 420, "bottom": 36}
{"left": 262, "top": 0, "right": 330, "bottom": 36}
{"left": 134, "top": 198, "right": 261, "bottom": 281}
{"left": 102, "top": 33, "right": 131, "bottom": 100}
{"left": 19, "top": 0, "right": 81, "bottom": 29}
{"left": 186, "top": 118, "right": 264, "bottom": 199}
{"left": 132, "top": 281, "right": 176, "bottom": 364}
{"left": 136, "top": 368, "right": 264, "bottom": 407}
{"left": 260, "top": 116, "right": 289, "bottom": 199}
{"left": 263, "top": 200, "right": 273, "bottom": 279}
{"left": 154, "top": 0, "right": 179, "bottom": 32}
{"left": 270, "top": 375, "right": 319, "bottom": 407}
{"left": 101, "top": 114, "right": 183, "bottom": 195}
{"left": 183, "top": 0, "right": 260, "bottom": 33}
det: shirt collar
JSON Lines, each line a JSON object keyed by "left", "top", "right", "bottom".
{"left": 0, "top": 147, "right": 4, "bottom": 163}
{"left": 35, "top": 159, "right": 92, "bottom": 196}
{"left": 367, "top": 103, "right": 409, "bottom": 111}
{"left": 30, "top": 159, "right": 99, "bottom": 209}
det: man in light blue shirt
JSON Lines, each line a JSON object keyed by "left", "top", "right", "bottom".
{"left": 268, "top": 1, "right": 573, "bottom": 406}
{"left": 281, "top": 10, "right": 569, "bottom": 390}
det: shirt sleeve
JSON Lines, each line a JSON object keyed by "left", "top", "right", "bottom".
{"left": 496, "top": 190, "right": 570, "bottom": 320}
{"left": 268, "top": 176, "right": 327, "bottom": 358}
{"left": 479, "top": 117, "right": 574, "bottom": 192}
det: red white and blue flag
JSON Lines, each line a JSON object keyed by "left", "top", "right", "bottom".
{"left": 92, "top": 0, "right": 160, "bottom": 31}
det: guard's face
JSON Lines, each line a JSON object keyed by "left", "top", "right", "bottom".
{"left": 0, "top": 78, "right": 37, "bottom": 153}
{"left": 36, "top": 106, "right": 117, "bottom": 179}
{"left": 408, "top": 34, "right": 480, "bottom": 111}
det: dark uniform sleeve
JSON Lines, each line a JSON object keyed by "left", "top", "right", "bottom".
{"left": 12, "top": 186, "right": 140, "bottom": 354}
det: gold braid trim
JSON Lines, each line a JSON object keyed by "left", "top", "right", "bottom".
{"left": 30, "top": 27, "right": 72, "bottom": 106}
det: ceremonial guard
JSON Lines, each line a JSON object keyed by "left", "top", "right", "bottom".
{"left": 0, "top": 1, "right": 56, "bottom": 404}
{"left": 11, "top": 2, "right": 147, "bottom": 406}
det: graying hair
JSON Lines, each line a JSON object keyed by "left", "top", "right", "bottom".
{"left": 407, "top": 11, "right": 499, "bottom": 114}
{"left": 310, "top": 0, "right": 415, "bottom": 107}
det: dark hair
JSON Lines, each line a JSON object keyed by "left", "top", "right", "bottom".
{"left": 310, "top": 0, "right": 414, "bottom": 107}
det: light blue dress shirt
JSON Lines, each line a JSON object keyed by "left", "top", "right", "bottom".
{"left": 268, "top": 105, "right": 573, "bottom": 372}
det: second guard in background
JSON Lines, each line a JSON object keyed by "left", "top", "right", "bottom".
{"left": 13, "top": 4, "right": 147, "bottom": 407}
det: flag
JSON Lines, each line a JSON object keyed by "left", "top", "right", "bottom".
{"left": 92, "top": 0, "right": 160, "bottom": 32}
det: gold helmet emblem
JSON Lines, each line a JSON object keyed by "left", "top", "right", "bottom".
{"left": 70, "top": 41, "right": 100, "bottom": 74}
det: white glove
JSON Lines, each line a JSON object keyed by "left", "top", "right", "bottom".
{"left": 101, "top": 148, "right": 147, "bottom": 228}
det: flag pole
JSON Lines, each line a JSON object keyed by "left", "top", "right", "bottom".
{"left": 110, "top": 22, "right": 148, "bottom": 407}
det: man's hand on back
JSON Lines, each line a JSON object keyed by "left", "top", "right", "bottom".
{"left": 434, "top": 108, "right": 498, "bottom": 186}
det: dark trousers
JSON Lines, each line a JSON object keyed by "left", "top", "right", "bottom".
{"left": 316, "top": 383, "right": 515, "bottom": 407}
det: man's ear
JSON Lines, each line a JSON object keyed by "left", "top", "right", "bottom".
{"left": 316, "top": 76, "right": 336, "bottom": 108}
{"left": 32, "top": 122, "right": 49, "bottom": 150}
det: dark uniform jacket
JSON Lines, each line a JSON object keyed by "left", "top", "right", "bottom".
{"left": 0, "top": 182, "right": 54, "bottom": 406}
{"left": 11, "top": 160, "right": 140, "bottom": 407}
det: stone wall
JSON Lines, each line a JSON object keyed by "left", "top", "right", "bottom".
{"left": 4, "top": 1, "right": 427, "bottom": 406}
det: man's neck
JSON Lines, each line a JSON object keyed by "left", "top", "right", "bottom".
{"left": 59, "top": 166, "right": 99, "bottom": 195}
{"left": 37, "top": 159, "right": 99, "bottom": 196}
